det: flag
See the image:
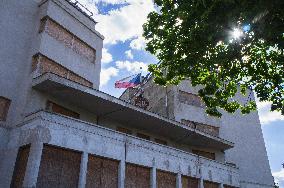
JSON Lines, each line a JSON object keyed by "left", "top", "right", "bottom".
{"left": 115, "top": 73, "right": 142, "bottom": 88}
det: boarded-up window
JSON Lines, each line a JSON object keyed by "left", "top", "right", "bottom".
{"left": 154, "top": 138, "right": 167, "bottom": 145}
{"left": 137, "top": 133, "right": 150, "bottom": 140}
{"left": 46, "top": 101, "right": 80, "bottom": 119}
{"left": 204, "top": 180, "right": 219, "bottom": 188}
{"left": 39, "top": 17, "right": 96, "bottom": 62}
{"left": 224, "top": 185, "right": 238, "bottom": 188}
{"left": 125, "top": 163, "right": 150, "bottom": 188}
{"left": 116, "top": 127, "right": 132, "bottom": 135}
{"left": 157, "top": 170, "right": 176, "bottom": 188}
{"left": 86, "top": 155, "right": 119, "bottom": 188}
{"left": 0, "top": 96, "right": 11, "bottom": 121}
{"left": 10, "top": 145, "right": 31, "bottom": 188}
{"left": 32, "top": 54, "right": 93, "bottom": 87}
{"left": 192, "top": 150, "right": 215, "bottom": 160}
{"left": 36, "top": 145, "right": 81, "bottom": 188}
{"left": 182, "top": 176, "right": 199, "bottom": 188}
{"left": 178, "top": 91, "right": 204, "bottom": 108}
{"left": 181, "top": 119, "right": 219, "bottom": 137}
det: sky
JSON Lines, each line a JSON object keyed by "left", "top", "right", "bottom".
{"left": 76, "top": 0, "right": 284, "bottom": 186}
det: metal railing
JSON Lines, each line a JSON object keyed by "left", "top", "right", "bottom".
{"left": 66, "top": 0, "right": 97, "bottom": 23}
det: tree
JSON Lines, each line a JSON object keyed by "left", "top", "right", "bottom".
{"left": 143, "top": 0, "right": 284, "bottom": 117}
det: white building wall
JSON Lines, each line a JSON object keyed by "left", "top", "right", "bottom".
{"left": 0, "top": 0, "right": 103, "bottom": 128}
{"left": 174, "top": 81, "right": 274, "bottom": 188}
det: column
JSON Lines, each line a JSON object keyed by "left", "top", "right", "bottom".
{"left": 150, "top": 167, "right": 157, "bottom": 188}
{"left": 22, "top": 142, "right": 43, "bottom": 188}
{"left": 199, "top": 178, "right": 204, "bottom": 188}
{"left": 118, "top": 160, "right": 125, "bottom": 188}
{"left": 219, "top": 183, "right": 224, "bottom": 188}
{"left": 176, "top": 173, "right": 182, "bottom": 188}
{"left": 78, "top": 152, "right": 88, "bottom": 188}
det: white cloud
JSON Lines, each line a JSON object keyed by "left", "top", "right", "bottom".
{"left": 76, "top": 0, "right": 155, "bottom": 44}
{"left": 257, "top": 101, "right": 284, "bottom": 125}
{"left": 130, "top": 37, "right": 146, "bottom": 50}
{"left": 100, "top": 67, "right": 119, "bottom": 86}
{"left": 273, "top": 169, "right": 284, "bottom": 187}
{"left": 101, "top": 48, "right": 113, "bottom": 64}
{"left": 116, "top": 60, "right": 148, "bottom": 73}
{"left": 95, "top": 0, "right": 154, "bottom": 44}
{"left": 125, "top": 50, "right": 134, "bottom": 59}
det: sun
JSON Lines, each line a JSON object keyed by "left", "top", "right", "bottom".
{"left": 231, "top": 28, "right": 243, "bottom": 39}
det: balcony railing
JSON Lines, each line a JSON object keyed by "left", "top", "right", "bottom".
{"left": 18, "top": 111, "right": 239, "bottom": 187}
{"left": 66, "top": 0, "right": 97, "bottom": 23}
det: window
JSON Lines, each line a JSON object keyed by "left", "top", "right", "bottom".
{"left": 136, "top": 133, "right": 150, "bottom": 140}
{"left": 116, "top": 127, "right": 132, "bottom": 135}
{"left": 178, "top": 91, "right": 204, "bottom": 108}
{"left": 125, "top": 163, "right": 150, "bottom": 188}
{"left": 157, "top": 170, "right": 176, "bottom": 188}
{"left": 182, "top": 176, "right": 199, "bottom": 188}
{"left": 32, "top": 54, "right": 93, "bottom": 87}
{"left": 10, "top": 145, "right": 31, "bottom": 188}
{"left": 154, "top": 138, "right": 167, "bottom": 145}
{"left": 204, "top": 181, "right": 219, "bottom": 188}
{"left": 181, "top": 119, "right": 219, "bottom": 137}
{"left": 192, "top": 150, "right": 215, "bottom": 160}
{"left": 36, "top": 145, "right": 81, "bottom": 188}
{"left": 39, "top": 16, "right": 96, "bottom": 62}
{"left": 0, "top": 96, "right": 11, "bottom": 121}
{"left": 86, "top": 155, "right": 119, "bottom": 188}
{"left": 46, "top": 101, "right": 80, "bottom": 119}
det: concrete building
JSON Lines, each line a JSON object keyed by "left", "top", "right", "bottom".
{"left": 0, "top": 0, "right": 274, "bottom": 188}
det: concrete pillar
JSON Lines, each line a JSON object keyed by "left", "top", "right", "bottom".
{"left": 176, "top": 173, "right": 182, "bottom": 188}
{"left": 199, "top": 178, "right": 204, "bottom": 188}
{"left": 150, "top": 167, "right": 157, "bottom": 188}
{"left": 23, "top": 142, "right": 43, "bottom": 188}
{"left": 219, "top": 183, "right": 224, "bottom": 188}
{"left": 78, "top": 152, "right": 88, "bottom": 188}
{"left": 118, "top": 160, "right": 125, "bottom": 188}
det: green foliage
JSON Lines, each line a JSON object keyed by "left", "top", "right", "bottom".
{"left": 143, "top": 0, "right": 284, "bottom": 117}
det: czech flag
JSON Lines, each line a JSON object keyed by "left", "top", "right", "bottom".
{"left": 115, "top": 73, "right": 142, "bottom": 88}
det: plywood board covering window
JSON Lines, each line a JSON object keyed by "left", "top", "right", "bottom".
{"left": 10, "top": 145, "right": 31, "bottom": 188}
{"left": 157, "top": 170, "right": 176, "bottom": 188}
{"left": 182, "top": 176, "right": 199, "bottom": 188}
{"left": 192, "top": 150, "right": 215, "bottom": 160}
{"left": 32, "top": 54, "right": 93, "bottom": 87}
{"left": 36, "top": 145, "right": 82, "bottom": 188}
{"left": 204, "top": 180, "right": 219, "bottom": 188}
{"left": 46, "top": 101, "right": 80, "bottom": 119}
{"left": 116, "top": 127, "right": 132, "bottom": 135}
{"left": 178, "top": 91, "right": 205, "bottom": 108}
{"left": 86, "top": 155, "right": 119, "bottom": 188}
{"left": 0, "top": 96, "right": 11, "bottom": 121}
{"left": 137, "top": 133, "right": 150, "bottom": 140}
{"left": 224, "top": 185, "right": 238, "bottom": 188}
{"left": 39, "top": 17, "right": 96, "bottom": 62}
{"left": 181, "top": 119, "right": 219, "bottom": 137}
{"left": 125, "top": 163, "right": 150, "bottom": 188}
{"left": 154, "top": 138, "right": 167, "bottom": 145}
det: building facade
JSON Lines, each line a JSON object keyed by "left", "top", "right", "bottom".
{"left": 0, "top": 0, "right": 274, "bottom": 188}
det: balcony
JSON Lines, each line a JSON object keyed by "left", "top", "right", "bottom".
{"left": 15, "top": 111, "right": 239, "bottom": 187}
{"left": 32, "top": 73, "right": 234, "bottom": 151}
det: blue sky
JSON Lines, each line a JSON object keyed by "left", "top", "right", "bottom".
{"left": 77, "top": 0, "right": 284, "bottom": 186}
